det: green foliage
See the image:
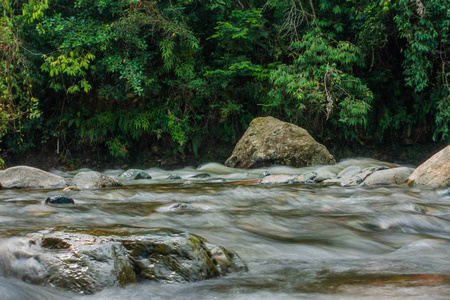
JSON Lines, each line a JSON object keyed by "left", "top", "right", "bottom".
{"left": 267, "top": 28, "right": 373, "bottom": 139}
{"left": 2, "top": 0, "right": 450, "bottom": 163}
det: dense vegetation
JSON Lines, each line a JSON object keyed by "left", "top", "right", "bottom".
{"left": 1, "top": 0, "right": 449, "bottom": 165}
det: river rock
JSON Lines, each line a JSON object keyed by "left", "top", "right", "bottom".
{"left": 362, "top": 167, "right": 413, "bottom": 185}
{"left": 72, "top": 171, "right": 122, "bottom": 188}
{"left": 0, "top": 166, "right": 68, "bottom": 189}
{"left": 407, "top": 145, "right": 450, "bottom": 187}
{"left": 337, "top": 166, "right": 361, "bottom": 178}
{"left": 190, "top": 173, "right": 211, "bottom": 178}
{"left": 295, "top": 171, "right": 317, "bottom": 183}
{"left": 45, "top": 195, "right": 74, "bottom": 205}
{"left": 1, "top": 227, "right": 246, "bottom": 294}
{"left": 259, "top": 175, "right": 294, "bottom": 184}
{"left": 224, "top": 116, "right": 335, "bottom": 169}
{"left": 167, "top": 174, "right": 182, "bottom": 180}
{"left": 119, "top": 169, "right": 151, "bottom": 180}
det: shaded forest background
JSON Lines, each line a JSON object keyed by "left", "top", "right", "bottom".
{"left": 1, "top": 0, "right": 449, "bottom": 168}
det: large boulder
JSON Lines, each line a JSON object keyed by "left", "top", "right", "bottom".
{"left": 0, "top": 227, "right": 247, "bottom": 294}
{"left": 225, "top": 117, "right": 335, "bottom": 168}
{"left": 0, "top": 166, "right": 68, "bottom": 189}
{"left": 407, "top": 145, "right": 450, "bottom": 187}
{"left": 72, "top": 171, "right": 122, "bottom": 188}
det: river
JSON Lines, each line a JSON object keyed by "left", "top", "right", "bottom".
{"left": 0, "top": 159, "right": 449, "bottom": 299}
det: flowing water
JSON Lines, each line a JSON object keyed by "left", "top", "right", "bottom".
{"left": 0, "top": 159, "right": 449, "bottom": 299}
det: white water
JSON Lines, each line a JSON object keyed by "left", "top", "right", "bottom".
{"left": 0, "top": 159, "right": 449, "bottom": 299}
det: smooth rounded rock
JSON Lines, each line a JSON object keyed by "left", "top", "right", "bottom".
{"left": 72, "top": 171, "right": 122, "bottom": 189}
{"left": 362, "top": 167, "right": 413, "bottom": 185}
{"left": 0, "top": 166, "right": 68, "bottom": 189}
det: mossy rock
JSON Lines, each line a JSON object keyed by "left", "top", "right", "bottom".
{"left": 2, "top": 227, "right": 247, "bottom": 294}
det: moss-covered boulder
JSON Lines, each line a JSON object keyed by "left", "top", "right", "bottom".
{"left": 407, "top": 144, "right": 450, "bottom": 187}
{"left": 0, "top": 166, "right": 68, "bottom": 189}
{"left": 225, "top": 117, "right": 335, "bottom": 169}
{"left": 1, "top": 227, "right": 247, "bottom": 294}
{"left": 72, "top": 171, "right": 122, "bottom": 188}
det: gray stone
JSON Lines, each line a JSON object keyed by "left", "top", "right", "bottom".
{"left": 0, "top": 166, "right": 68, "bottom": 189}
{"left": 362, "top": 167, "right": 413, "bottom": 185}
{"left": 167, "top": 174, "right": 182, "bottom": 180}
{"left": 119, "top": 169, "right": 151, "bottom": 180}
{"left": 314, "top": 169, "right": 336, "bottom": 182}
{"left": 337, "top": 166, "right": 361, "bottom": 178}
{"left": 72, "top": 171, "right": 122, "bottom": 188}
{"left": 295, "top": 171, "right": 317, "bottom": 183}
{"left": 259, "top": 175, "right": 294, "bottom": 184}
{"left": 225, "top": 117, "right": 335, "bottom": 169}
{"left": 1, "top": 228, "right": 247, "bottom": 294}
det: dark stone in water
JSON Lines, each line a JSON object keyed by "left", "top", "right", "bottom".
{"left": 191, "top": 173, "right": 211, "bottom": 178}
{"left": 45, "top": 195, "right": 74, "bottom": 205}
{"left": 167, "top": 174, "right": 182, "bottom": 180}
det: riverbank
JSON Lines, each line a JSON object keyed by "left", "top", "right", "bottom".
{"left": 6, "top": 139, "right": 448, "bottom": 171}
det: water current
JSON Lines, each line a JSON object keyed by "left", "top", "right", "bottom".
{"left": 0, "top": 159, "right": 449, "bottom": 299}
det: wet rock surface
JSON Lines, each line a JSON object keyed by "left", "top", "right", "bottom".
{"left": 0, "top": 227, "right": 247, "bottom": 294}
{"left": 362, "top": 167, "right": 413, "bottom": 186}
{"left": 119, "top": 169, "right": 151, "bottom": 180}
{"left": 0, "top": 166, "right": 68, "bottom": 189}
{"left": 72, "top": 171, "right": 123, "bottom": 188}
{"left": 225, "top": 116, "right": 335, "bottom": 169}
{"left": 44, "top": 195, "right": 75, "bottom": 205}
{"left": 407, "top": 144, "right": 450, "bottom": 187}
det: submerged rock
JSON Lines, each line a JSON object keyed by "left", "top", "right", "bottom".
{"left": 407, "top": 145, "right": 450, "bottom": 188}
{"left": 260, "top": 175, "right": 294, "bottom": 184}
{"left": 2, "top": 227, "right": 247, "bottom": 294}
{"left": 190, "top": 173, "right": 211, "bottom": 178}
{"left": 259, "top": 171, "right": 271, "bottom": 178}
{"left": 72, "top": 171, "right": 123, "bottom": 188}
{"left": 45, "top": 195, "right": 74, "bottom": 205}
{"left": 0, "top": 166, "right": 68, "bottom": 189}
{"left": 119, "top": 169, "right": 151, "bottom": 180}
{"left": 167, "top": 174, "right": 182, "bottom": 180}
{"left": 224, "top": 116, "right": 335, "bottom": 169}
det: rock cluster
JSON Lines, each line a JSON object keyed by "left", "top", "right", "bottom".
{"left": 259, "top": 165, "right": 414, "bottom": 186}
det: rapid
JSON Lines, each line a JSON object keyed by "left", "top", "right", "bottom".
{"left": 0, "top": 159, "right": 449, "bottom": 299}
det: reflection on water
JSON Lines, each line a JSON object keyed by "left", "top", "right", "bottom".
{"left": 1, "top": 159, "right": 449, "bottom": 299}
